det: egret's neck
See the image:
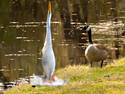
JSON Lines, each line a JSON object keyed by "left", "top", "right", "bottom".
{"left": 43, "top": 13, "right": 52, "bottom": 49}
{"left": 88, "top": 29, "right": 93, "bottom": 44}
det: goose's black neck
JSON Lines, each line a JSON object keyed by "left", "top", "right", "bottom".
{"left": 88, "top": 29, "right": 93, "bottom": 44}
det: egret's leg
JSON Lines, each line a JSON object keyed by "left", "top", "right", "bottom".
{"left": 100, "top": 60, "right": 103, "bottom": 68}
{"left": 44, "top": 75, "right": 50, "bottom": 82}
{"left": 50, "top": 73, "right": 55, "bottom": 82}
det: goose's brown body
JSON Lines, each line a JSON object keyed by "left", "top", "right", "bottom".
{"left": 85, "top": 44, "right": 108, "bottom": 63}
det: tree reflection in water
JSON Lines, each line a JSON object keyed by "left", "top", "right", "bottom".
{"left": 0, "top": 0, "right": 125, "bottom": 89}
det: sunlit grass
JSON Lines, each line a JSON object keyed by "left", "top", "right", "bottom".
{"left": 4, "top": 58, "right": 125, "bottom": 94}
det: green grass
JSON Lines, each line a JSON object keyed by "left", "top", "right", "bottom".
{"left": 4, "top": 58, "right": 125, "bottom": 94}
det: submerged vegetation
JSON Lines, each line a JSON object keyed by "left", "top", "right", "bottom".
{"left": 5, "top": 58, "right": 125, "bottom": 94}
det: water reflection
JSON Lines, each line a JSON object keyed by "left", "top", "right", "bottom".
{"left": 0, "top": 0, "right": 125, "bottom": 91}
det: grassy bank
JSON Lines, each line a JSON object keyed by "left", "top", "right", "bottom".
{"left": 5, "top": 58, "right": 125, "bottom": 94}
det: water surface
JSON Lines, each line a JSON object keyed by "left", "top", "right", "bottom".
{"left": 0, "top": 0, "right": 125, "bottom": 90}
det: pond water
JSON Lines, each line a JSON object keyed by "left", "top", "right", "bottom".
{"left": 0, "top": 0, "right": 125, "bottom": 91}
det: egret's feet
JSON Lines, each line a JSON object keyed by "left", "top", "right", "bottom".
{"left": 50, "top": 73, "right": 55, "bottom": 82}
{"left": 43, "top": 73, "right": 55, "bottom": 83}
{"left": 44, "top": 79, "right": 54, "bottom": 83}
{"left": 44, "top": 79, "right": 52, "bottom": 83}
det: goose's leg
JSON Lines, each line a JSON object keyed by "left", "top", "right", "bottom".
{"left": 100, "top": 60, "right": 103, "bottom": 68}
{"left": 90, "top": 62, "right": 93, "bottom": 67}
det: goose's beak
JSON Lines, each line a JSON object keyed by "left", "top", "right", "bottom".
{"left": 48, "top": 1, "right": 51, "bottom": 13}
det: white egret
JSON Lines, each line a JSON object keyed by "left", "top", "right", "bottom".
{"left": 83, "top": 26, "right": 108, "bottom": 68}
{"left": 41, "top": 1, "right": 55, "bottom": 82}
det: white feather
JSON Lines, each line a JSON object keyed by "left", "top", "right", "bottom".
{"left": 42, "top": 9, "right": 55, "bottom": 80}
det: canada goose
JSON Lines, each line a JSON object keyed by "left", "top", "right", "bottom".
{"left": 41, "top": 1, "right": 55, "bottom": 82}
{"left": 83, "top": 25, "right": 108, "bottom": 68}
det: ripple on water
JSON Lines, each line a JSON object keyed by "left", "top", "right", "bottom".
{"left": 5, "top": 54, "right": 34, "bottom": 57}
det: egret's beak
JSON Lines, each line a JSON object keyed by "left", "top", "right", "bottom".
{"left": 48, "top": 1, "right": 51, "bottom": 13}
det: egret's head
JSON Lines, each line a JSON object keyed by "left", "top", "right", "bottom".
{"left": 82, "top": 25, "right": 91, "bottom": 33}
{"left": 47, "top": 1, "right": 52, "bottom": 22}
{"left": 48, "top": 1, "right": 51, "bottom": 14}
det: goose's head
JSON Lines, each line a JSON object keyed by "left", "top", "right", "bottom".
{"left": 82, "top": 25, "right": 91, "bottom": 33}
{"left": 82, "top": 25, "right": 93, "bottom": 44}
